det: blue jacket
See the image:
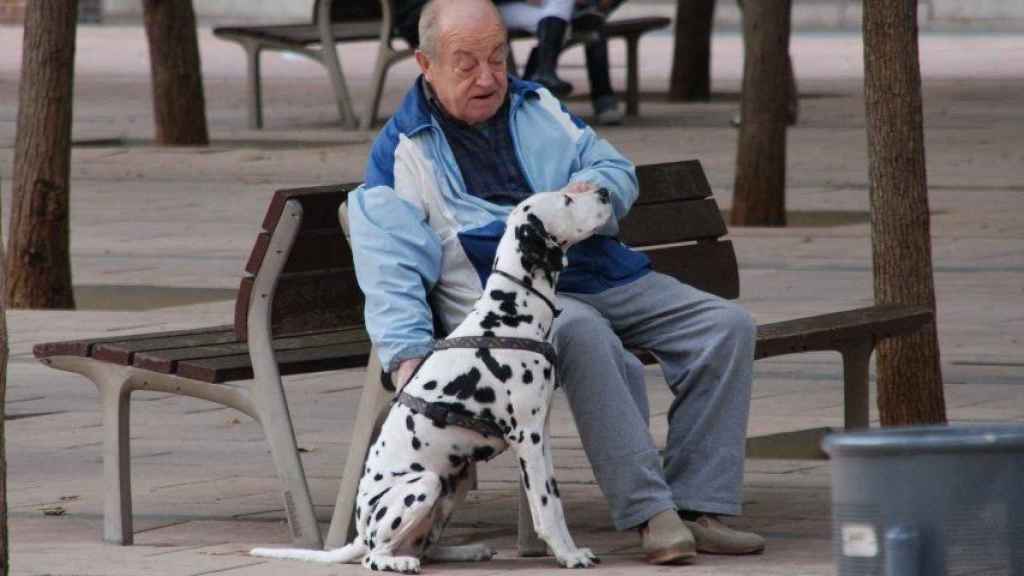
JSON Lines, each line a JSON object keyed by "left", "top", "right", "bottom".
{"left": 348, "top": 76, "right": 650, "bottom": 371}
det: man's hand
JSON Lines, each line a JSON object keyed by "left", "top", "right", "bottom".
{"left": 564, "top": 181, "right": 599, "bottom": 196}
{"left": 393, "top": 357, "right": 424, "bottom": 390}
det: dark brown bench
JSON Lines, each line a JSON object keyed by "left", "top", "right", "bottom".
{"left": 214, "top": 0, "right": 669, "bottom": 129}
{"left": 34, "top": 160, "right": 932, "bottom": 552}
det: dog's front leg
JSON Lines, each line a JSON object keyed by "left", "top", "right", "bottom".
{"left": 512, "top": 433, "right": 598, "bottom": 568}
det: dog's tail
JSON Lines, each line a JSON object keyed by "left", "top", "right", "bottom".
{"left": 250, "top": 541, "right": 366, "bottom": 564}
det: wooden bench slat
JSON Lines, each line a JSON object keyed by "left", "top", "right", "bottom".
{"left": 619, "top": 198, "right": 726, "bottom": 246}
{"left": 32, "top": 324, "right": 235, "bottom": 360}
{"left": 245, "top": 228, "right": 352, "bottom": 275}
{"left": 754, "top": 304, "right": 934, "bottom": 359}
{"left": 645, "top": 241, "right": 740, "bottom": 300}
{"left": 261, "top": 184, "right": 355, "bottom": 233}
{"left": 176, "top": 340, "right": 373, "bottom": 383}
{"left": 212, "top": 22, "right": 380, "bottom": 46}
{"left": 634, "top": 159, "right": 713, "bottom": 204}
{"left": 134, "top": 326, "right": 368, "bottom": 374}
{"left": 92, "top": 328, "right": 240, "bottom": 365}
{"left": 235, "top": 269, "right": 364, "bottom": 341}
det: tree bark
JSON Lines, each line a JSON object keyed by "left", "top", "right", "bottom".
{"left": 668, "top": 0, "right": 716, "bottom": 101}
{"left": 0, "top": 181, "right": 9, "bottom": 576}
{"left": 731, "top": 0, "right": 791, "bottom": 226}
{"left": 5, "top": 0, "right": 78, "bottom": 309}
{"left": 142, "top": 0, "right": 209, "bottom": 145}
{"left": 863, "top": 0, "right": 946, "bottom": 425}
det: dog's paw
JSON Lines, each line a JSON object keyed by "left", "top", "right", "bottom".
{"left": 556, "top": 547, "right": 599, "bottom": 568}
{"left": 366, "top": 554, "right": 421, "bottom": 574}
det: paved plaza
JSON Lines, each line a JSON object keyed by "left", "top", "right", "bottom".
{"left": 0, "top": 17, "right": 1021, "bottom": 576}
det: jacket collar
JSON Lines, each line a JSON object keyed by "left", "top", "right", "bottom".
{"left": 391, "top": 75, "right": 543, "bottom": 137}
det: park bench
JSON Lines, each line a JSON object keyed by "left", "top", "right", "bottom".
{"left": 33, "top": 159, "right": 933, "bottom": 551}
{"left": 213, "top": 0, "right": 669, "bottom": 130}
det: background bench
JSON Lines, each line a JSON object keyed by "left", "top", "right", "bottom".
{"left": 213, "top": 0, "right": 668, "bottom": 130}
{"left": 34, "top": 160, "right": 932, "bottom": 551}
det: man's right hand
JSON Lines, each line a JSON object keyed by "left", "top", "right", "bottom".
{"left": 393, "top": 357, "right": 424, "bottom": 390}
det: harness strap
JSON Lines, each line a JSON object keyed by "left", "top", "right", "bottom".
{"left": 395, "top": 391, "right": 505, "bottom": 442}
{"left": 490, "top": 268, "right": 562, "bottom": 319}
{"left": 435, "top": 336, "right": 558, "bottom": 367}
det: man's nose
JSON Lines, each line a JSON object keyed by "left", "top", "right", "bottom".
{"left": 476, "top": 66, "right": 496, "bottom": 87}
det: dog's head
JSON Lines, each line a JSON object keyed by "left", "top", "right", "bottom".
{"left": 502, "top": 184, "right": 613, "bottom": 280}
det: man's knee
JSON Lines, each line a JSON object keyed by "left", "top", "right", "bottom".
{"left": 709, "top": 301, "right": 756, "bottom": 350}
{"left": 552, "top": 306, "right": 615, "bottom": 353}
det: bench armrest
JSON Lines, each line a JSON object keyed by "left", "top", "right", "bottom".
{"left": 754, "top": 304, "right": 934, "bottom": 359}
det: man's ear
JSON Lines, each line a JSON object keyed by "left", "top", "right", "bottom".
{"left": 415, "top": 50, "right": 433, "bottom": 82}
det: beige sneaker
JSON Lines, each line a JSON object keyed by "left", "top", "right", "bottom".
{"left": 682, "top": 515, "right": 765, "bottom": 555}
{"left": 639, "top": 510, "right": 697, "bottom": 565}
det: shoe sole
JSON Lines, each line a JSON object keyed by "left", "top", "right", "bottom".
{"left": 645, "top": 543, "right": 697, "bottom": 565}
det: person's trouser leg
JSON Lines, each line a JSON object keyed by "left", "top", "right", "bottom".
{"left": 569, "top": 272, "right": 755, "bottom": 517}
{"left": 498, "top": 0, "right": 575, "bottom": 32}
{"left": 552, "top": 297, "right": 675, "bottom": 530}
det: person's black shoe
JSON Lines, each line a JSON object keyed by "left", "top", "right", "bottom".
{"left": 527, "top": 17, "right": 573, "bottom": 98}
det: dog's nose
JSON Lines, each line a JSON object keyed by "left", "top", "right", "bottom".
{"left": 596, "top": 188, "right": 610, "bottom": 204}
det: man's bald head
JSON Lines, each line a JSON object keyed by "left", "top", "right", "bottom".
{"left": 418, "top": 0, "right": 506, "bottom": 58}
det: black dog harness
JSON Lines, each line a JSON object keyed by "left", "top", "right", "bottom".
{"left": 394, "top": 336, "right": 558, "bottom": 448}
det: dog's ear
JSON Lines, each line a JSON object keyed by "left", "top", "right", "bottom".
{"left": 514, "top": 214, "right": 564, "bottom": 279}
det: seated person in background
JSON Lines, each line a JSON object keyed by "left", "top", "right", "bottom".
{"left": 350, "top": 0, "right": 765, "bottom": 565}
{"left": 495, "top": 0, "right": 577, "bottom": 97}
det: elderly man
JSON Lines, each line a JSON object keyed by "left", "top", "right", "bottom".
{"left": 348, "top": 0, "right": 764, "bottom": 565}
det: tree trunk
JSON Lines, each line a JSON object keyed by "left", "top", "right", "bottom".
{"left": 0, "top": 181, "right": 9, "bottom": 576}
{"left": 668, "top": 0, "right": 716, "bottom": 101}
{"left": 731, "top": 0, "right": 791, "bottom": 226}
{"left": 142, "top": 0, "right": 209, "bottom": 145}
{"left": 5, "top": 0, "right": 78, "bottom": 309}
{"left": 863, "top": 0, "right": 946, "bottom": 425}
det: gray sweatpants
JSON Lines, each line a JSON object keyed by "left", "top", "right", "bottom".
{"left": 554, "top": 271, "right": 755, "bottom": 531}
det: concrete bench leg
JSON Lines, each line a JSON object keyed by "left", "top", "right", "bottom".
{"left": 624, "top": 34, "right": 640, "bottom": 116}
{"left": 325, "top": 350, "right": 392, "bottom": 548}
{"left": 243, "top": 41, "right": 264, "bottom": 130}
{"left": 841, "top": 340, "right": 874, "bottom": 429}
{"left": 37, "top": 357, "right": 135, "bottom": 544}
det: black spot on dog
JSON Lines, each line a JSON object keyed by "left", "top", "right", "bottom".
{"left": 519, "top": 458, "right": 530, "bottom": 490}
{"left": 472, "top": 446, "right": 495, "bottom": 461}
{"left": 375, "top": 506, "right": 388, "bottom": 522}
{"left": 476, "top": 348, "right": 513, "bottom": 382}
{"left": 510, "top": 416, "right": 518, "bottom": 430}
{"left": 356, "top": 505, "right": 361, "bottom": 519}
{"left": 531, "top": 432, "right": 541, "bottom": 444}
{"left": 392, "top": 471, "right": 408, "bottom": 477}
{"left": 442, "top": 367, "right": 483, "bottom": 400}
{"left": 551, "top": 477, "right": 560, "bottom": 497}
{"left": 480, "top": 407, "right": 496, "bottom": 422}
{"left": 368, "top": 488, "right": 391, "bottom": 509}
{"left": 448, "top": 454, "right": 463, "bottom": 467}
{"left": 515, "top": 214, "right": 565, "bottom": 282}
{"left": 543, "top": 366, "right": 552, "bottom": 380}
{"left": 404, "top": 494, "right": 415, "bottom": 507}
{"left": 542, "top": 495, "right": 549, "bottom": 506}
{"left": 406, "top": 415, "right": 415, "bottom": 432}
{"left": 412, "top": 437, "right": 421, "bottom": 450}
{"left": 410, "top": 463, "right": 424, "bottom": 472}
{"left": 370, "top": 561, "right": 378, "bottom": 570}
{"left": 423, "top": 380, "right": 437, "bottom": 391}
{"left": 564, "top": 195, "right": 575, "bottom": 206}
{"left": 490, "top": 289, "right": 520, "bottom": 317}
{"left": 506, "top": 403, "right": 514, "bottom": 415}
{"left": 374, "top": 473, "right": 383, "bottom": 481}
{"left": 391, "top": 516, "right": 402, "bottom": 530}
{"left": 407, "top": 475, "right": 422, "bottom": 484}
{"left": 417, "top": 493, "right": 427, "bottom": 502}
{"left": 523, "top": 369, "right": 533, "bottom": 384}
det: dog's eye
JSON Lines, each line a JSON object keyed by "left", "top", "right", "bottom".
{"left": 563, "top": 196, "right": 574, "bottom": 206}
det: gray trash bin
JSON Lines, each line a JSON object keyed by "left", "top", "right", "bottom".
{"left": 823, "top": 424, "right": 1024, "bottom": 576}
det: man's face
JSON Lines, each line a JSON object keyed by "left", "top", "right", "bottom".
{"left": 417, "top": 10, "right": 508, "bottom": 125}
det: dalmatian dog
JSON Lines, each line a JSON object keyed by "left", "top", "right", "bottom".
{"left": 252, "top": 183, "right": 612, "bottom": 573}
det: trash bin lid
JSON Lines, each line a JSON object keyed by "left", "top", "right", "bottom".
{"left": 822, "top": 424, "right": 1024, "bottom": 457}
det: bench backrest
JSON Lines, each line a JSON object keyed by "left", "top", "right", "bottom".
{"left": 235, "top": 160, "right": 737, "bottom": 341}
